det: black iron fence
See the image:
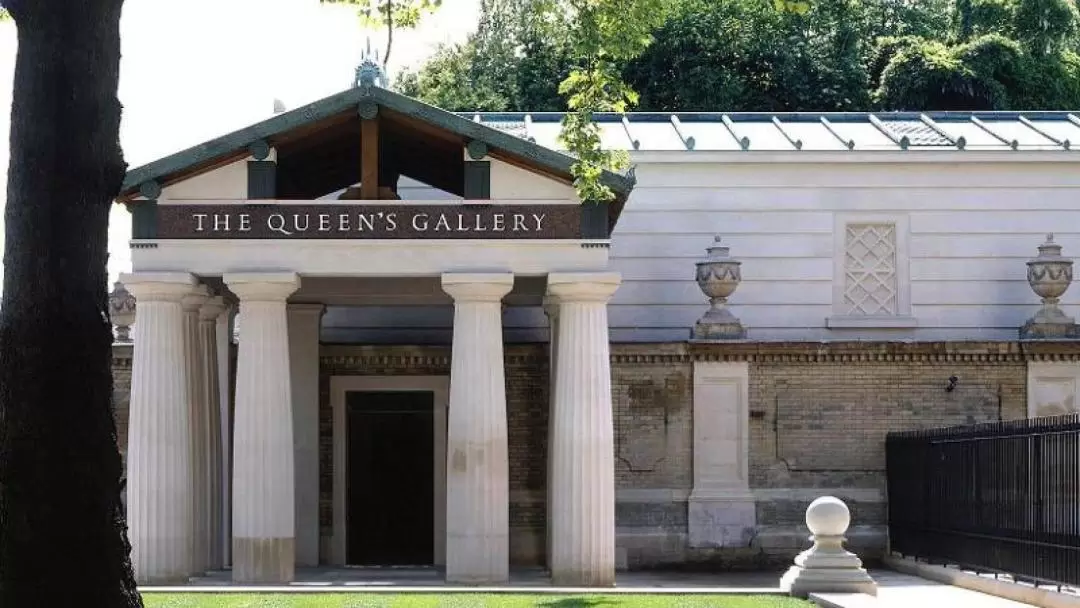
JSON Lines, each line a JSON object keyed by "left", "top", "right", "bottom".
{"left": 886, "top": 414, "right": 1080, "bottom": 588}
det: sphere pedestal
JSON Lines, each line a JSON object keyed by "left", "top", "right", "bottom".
{"left": 779, "top": 496, "right": 877, "bottom": 598}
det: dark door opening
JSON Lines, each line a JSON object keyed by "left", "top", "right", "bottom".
{"left": 345, "top": 390, "right": 435, "bottom": 566}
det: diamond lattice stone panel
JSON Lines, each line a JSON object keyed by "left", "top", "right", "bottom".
{"left": 843, "top": 224, "right": 898, "bottom": 315}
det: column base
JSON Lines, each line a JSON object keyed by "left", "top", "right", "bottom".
{"left": 551, "top": 568, "right": 616, "bottom": 588}
{"left": 231, "top": 537, "right": 295, "bottom": 583}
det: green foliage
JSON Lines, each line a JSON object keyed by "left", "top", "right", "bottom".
{"left": 0, "top": 8, "right": 9, "bottom": 21}
{"left": 395, "top": 0, "right": 572, "bottom": 112}
{"left": 321, "top": 0, "right": 442, "bottom": 66}
{"left": 529, "top": 0, "right": 672, "bottom": 204}
{"left": 968, "top": 0, "right": 1018, "bottom": 38}
{"left": 395, "top": 0, "right": 1080, "bottom": 169}
{"left": 1013, "top": 0, "right": 1078, "bottom": 56}
{"left": 628, "top": 0, "right": 872, "bottom": 111}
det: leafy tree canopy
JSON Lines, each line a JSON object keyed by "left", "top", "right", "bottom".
{"left": 397, "top": 0, "right": 1080, "bottom": 114}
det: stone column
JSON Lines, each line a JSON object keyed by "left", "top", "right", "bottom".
{"left": 288, "top": 303, "right": 325, "bottom": 568}
{"left": 225, "top": 272, "right": 301, "bottom": 583}
{"left": 216, "top": 304, "right": 235, "bottom": 567}
{"left": 199, "top": 297, "right": 227, "bottom": 571}
{"left": 547, "top": 272, "right": 621, "bottom": 587}
{"left": 542, "top": 295, "right": 559, "bottom": 571}
{"left": 181, "top": 286, "right": 209, "bottom": 575}
{"left": 121, "top": 272, "right": 196, "bottom": 584}
{"left": 441, "top": 272, "right": 514, "bottom": 584}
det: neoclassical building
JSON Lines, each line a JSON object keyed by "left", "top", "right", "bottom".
{"left": 112, "top": 66, "right": 1080, "bottom": 586}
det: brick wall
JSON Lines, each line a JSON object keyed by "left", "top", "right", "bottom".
{"left": 112, "top": 340, "right": 1080, "bottom": 571}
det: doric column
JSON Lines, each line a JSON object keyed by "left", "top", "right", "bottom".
{"left": 121, "top": 272, "right": 196, "bottom": 584}
{"left": 225, "top": 272, "right": 301, "bottom": 583}
{"left": 441, "top": 272, "right": 514, "bottom": 584}
{"left": 542, "top": 295, "right": 559, "bottom": 571}
{"left": 287, "top": 303, "right": 325, "bottom": 568}
{"left": 547, "top": 272, "right": 621, "bottom": 587}
{"left": 198, "top": 297, "right": 227, "bottom": 571}
{"left": 181, "top": 286, "right": 209, "bottom": 575}
{"left": 216, "top": 304, "right": 235, "bottom": 567}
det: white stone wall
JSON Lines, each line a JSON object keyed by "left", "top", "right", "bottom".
{"left": 324, "top": 156, "right": 1080, "bottom": 343}
{"left": 606, "top": 158, "right": 1080, "bottom": 342}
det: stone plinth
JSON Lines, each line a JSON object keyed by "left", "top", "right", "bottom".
{"left": 780, "top": 496, "right": 877, "bottom": 598}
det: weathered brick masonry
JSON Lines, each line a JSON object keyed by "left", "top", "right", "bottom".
{"left": 111, "top": 340, "right": 1080, "bottom": 569}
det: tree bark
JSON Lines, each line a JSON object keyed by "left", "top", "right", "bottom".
{"left": 0, "top": 0, "right": 142, "bottom": 605}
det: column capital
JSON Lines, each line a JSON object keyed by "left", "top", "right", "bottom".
{"left": 181, "top": 285, "right": 210, "bottom": 312}
{"left": 441, "top": 272, "right": 514, "bottom": 303}
{"left": 120, "top": 272, "right": 197, "bottom": 302}
{"left": 225, "top": 272, "right": 300, "bottom": 302}
{"left": 547, "top": 272, "right": 621, "bottom": 302}
{"left": 199, "top": 296, "right": 228, "bottom": 321}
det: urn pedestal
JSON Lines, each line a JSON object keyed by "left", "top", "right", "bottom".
{"left": 1021, "top": 234, "right": 1080, "bottom": 339}
{"left": 692, "top": 236, "right": 746, "bottom": 341}
{"left": 109, "top": 281, "right": 137, "bottom": 343}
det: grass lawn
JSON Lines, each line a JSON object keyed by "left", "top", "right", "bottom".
{"left": 142, "top": 594, "right": 813, "bottom": 608}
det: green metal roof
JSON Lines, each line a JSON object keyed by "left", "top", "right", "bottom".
{"left": 119, "top": 84, "right": 636, "bottom": 201}
{"left": 466, "top": 110, "right": 1080, "bottom": 152}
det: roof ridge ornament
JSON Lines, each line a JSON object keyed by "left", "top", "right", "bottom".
{"left": 354, "top": 36, "right": 387, "bottom": 91}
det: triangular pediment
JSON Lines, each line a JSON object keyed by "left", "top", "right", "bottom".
{"left": 117, "top": 85, "right": 634, "bottom": 206}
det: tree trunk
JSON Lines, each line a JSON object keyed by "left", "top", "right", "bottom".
{"left": 0, "top": 1, "right": 142, "bottom": 605}
{"left": 384, "top": 1, "right": 395, "bottom": 71}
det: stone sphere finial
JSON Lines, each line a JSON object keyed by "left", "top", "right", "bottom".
{"left": 780, "top": 495, "right": 877, "bottom": 598}
{"left": 806, "top": 495, "right": 850, "bottom": 537}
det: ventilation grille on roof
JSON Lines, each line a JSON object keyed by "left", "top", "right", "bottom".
{"left": 882, "top": 120, "right": 952, "bottom": 146}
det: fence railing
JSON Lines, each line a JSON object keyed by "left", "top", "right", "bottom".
{"left": 886, "top": 414, "right": 1080, "bottom": 588}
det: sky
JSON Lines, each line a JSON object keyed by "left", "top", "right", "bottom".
{"left": 0, "top": 0, "right": 481, "bottom": 285}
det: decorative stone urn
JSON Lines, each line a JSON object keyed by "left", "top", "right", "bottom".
{"left": 779, "top": 496, "right": 878, "bottom": 598}
{"left": 1021, "top": 234, "right": 1079, "bottom": 339}
{"left": 692, "top": 236, "right": 746, "bottom": 340}
{"left": 108, "top": 281, "right": 137, "bottom": 343}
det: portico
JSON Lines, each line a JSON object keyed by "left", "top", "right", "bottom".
{"left": 116, "top": 74, "right": 633, "bottom": 586}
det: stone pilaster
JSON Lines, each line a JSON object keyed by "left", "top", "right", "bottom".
{"left": 198, "top": 297, "right": 227, "bottom": 571}
{"left": 225, "top": 272, "right": 301, "bottom": 583}
{"left": 121, "top": 272, "right": 197, "bottom": 584}
{"left": 288, "top": 303, "right": 325, "bottom": 568}
{"left": 688, "top": 361, "right": 756, "bottom": 548}
{"left": 542, "top": 295, "right": 559, "bottom": 571}
{"left": 181, "top": 286, "right": 209, "bottom": 575}
{"left": 441, "top": 272, "right": 514, "bottom": 584}
{"left": 547, "top": 272, "right": 621, "bottom": 587}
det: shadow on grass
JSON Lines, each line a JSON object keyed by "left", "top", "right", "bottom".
{"left": 537, "top": 599, "right": 619, "bottom": 608}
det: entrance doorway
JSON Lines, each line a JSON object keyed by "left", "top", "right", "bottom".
{"left": 345, "top": 390, "right": 435, "bottom": 565}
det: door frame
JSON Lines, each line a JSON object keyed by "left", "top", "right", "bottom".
{"left": 330, "top": 375, "right": 449, "bottom": 567}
